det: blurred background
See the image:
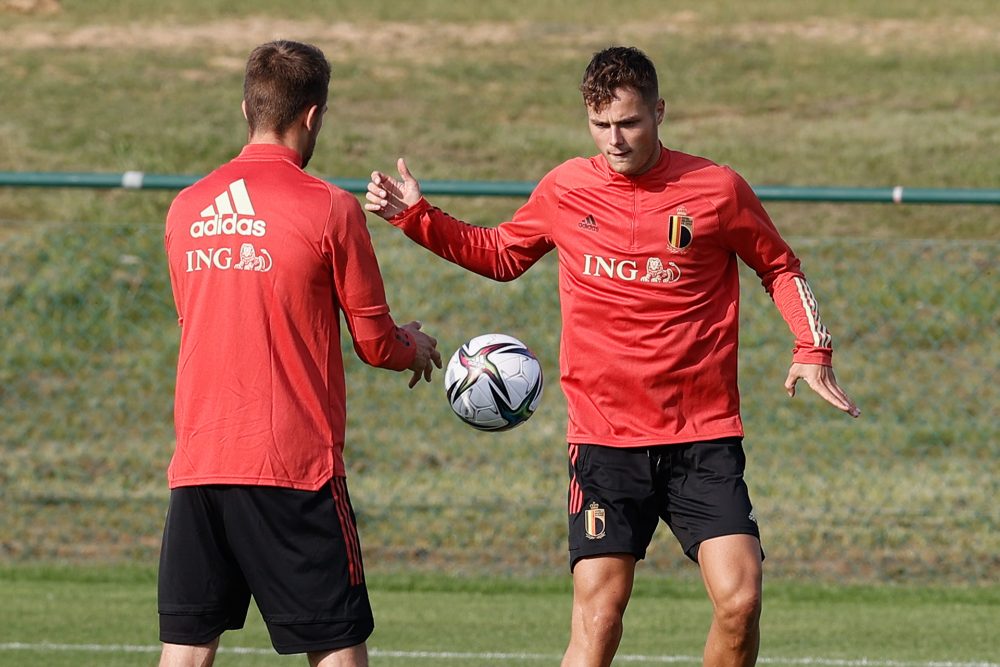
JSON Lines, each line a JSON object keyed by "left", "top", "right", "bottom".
{"left": 1, "top": 0, "right": 998, "bottom": 587}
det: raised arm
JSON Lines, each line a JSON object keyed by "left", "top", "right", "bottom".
{"left": 365, "top": 158, "right": 555, "bottom": 282}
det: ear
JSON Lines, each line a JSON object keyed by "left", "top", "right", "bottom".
{"left": 241, "top": 99, "right": 249, "bottom": 121}
{"left": 655, "top": 98, "right": 665, "bottom": 125}
{"left": 304, "top": 104, "right": 321, "bottom": 132}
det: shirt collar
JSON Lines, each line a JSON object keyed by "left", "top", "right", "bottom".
{"left": 599, "top": 143, "right": 671, "bottom": 186}
{"left": 237, "top": 143, "right": 303, "bottom": 167}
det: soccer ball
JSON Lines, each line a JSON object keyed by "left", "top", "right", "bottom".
{"left": 444, "top": 333, "right": 543, "bottom": 431}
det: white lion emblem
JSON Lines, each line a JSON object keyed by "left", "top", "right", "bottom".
{"left": 234, "top": 243, "right": 272, "bottom": 272}
{"left": 640, "top": 257, "right": 680, "bottom": 283}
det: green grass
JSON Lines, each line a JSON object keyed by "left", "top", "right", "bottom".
{"left": 3, "top": 222, "right": 997, "bottom": 582}
{"left": 1, "top": 0, "right": 999, "bottom": 587}
{"left": 0, "top": 567, "right": 997, "bottom": 667}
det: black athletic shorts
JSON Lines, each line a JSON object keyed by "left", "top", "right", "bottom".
{"left": 567, "top": 438, "right": 761, "bottom": 569}
{"left": 158, "top": 478, "right": 373, "bottom": 654}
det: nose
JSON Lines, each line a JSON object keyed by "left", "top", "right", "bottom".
{"left": 609, "top": 124, "right": 624, "bottom": 146}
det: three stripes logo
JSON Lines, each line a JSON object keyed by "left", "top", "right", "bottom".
{"left": 578, "top": 215, "right": 599, "bottom": 232}
{"left": 189, "top": 178, "right": 267, "bottom": 239}
{"left": 202, "top": 177, "right": 255, "bottom": 220}
{"left": 793, "top": 277, "right": 833, "bottom": 348}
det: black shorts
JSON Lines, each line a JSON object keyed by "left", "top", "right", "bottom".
{"left": 158, "top": 478, "right": 373, "bottom": 654}
{"left": 567, "top": 439, "right": 761, "bottom": 569}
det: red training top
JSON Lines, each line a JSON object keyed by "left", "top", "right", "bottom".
{"left": 165, "top": 143, "right": 416, "bottom": 490}
{"left": 389, "top": 146, "right": 832, "bottom": 447}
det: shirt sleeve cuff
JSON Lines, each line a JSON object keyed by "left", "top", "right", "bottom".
{"left": 792, "top": 347, "right": 833, "bottom": 366}
{"left": 388, "top": 197, "right": 432, "bottom": 228}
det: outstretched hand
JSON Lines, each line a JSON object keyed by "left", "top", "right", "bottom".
{"left": 785, "top": 363, "right": 860, "bottom": 418}
{"left": 365, "top": 157, "right": 423, "bottom": 220}
{"left": 401, "top": 320, "right": 442, "bottom": 389}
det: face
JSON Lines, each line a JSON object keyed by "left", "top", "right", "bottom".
{"left": 586, "top": 86, "right": 665, "bottom": 177}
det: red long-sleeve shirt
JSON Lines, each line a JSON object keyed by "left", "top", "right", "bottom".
{"left": 165, "top": 143, "right": 415, "bottom": 489}
{"left": 390, "top": 146, "right": 832, "bottom": 447}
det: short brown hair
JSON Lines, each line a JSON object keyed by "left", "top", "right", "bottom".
{"left": 243, "top": 40, "right": 331, "bottom": 135}
{"left": 580, "top": 46, "right": 659, "bottom": 111}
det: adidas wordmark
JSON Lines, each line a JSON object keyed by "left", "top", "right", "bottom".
{"left": 190, "top": 179, "right": 267, "bottom": 238}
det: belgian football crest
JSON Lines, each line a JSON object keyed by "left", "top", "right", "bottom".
{"left": 666, "top": 206, "right": 694, "bottom": 252}
{"left": 585, "top": 502, "right": 606, "bottom": 540}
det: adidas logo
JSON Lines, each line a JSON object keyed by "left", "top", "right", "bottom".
{"left": 190, "top": 178, "right": 267, "bottom": 238}
{"left": 578, "top": 215, "right": 599, "bottom": 232}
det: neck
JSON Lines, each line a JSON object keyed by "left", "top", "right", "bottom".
{"left": 248, "top": 130, "right": 298, "bottom": 151}
{"left": 246, "top": 130, "right": 306, "bottom": 166}
{"left": 634, "top": 143, "right": 663, "bottom": 176}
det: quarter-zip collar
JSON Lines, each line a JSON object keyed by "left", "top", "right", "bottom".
{"left": 598, "top": 143, "right": 671, "bottom": 189}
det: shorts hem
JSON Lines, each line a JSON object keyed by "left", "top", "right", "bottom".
{"left": 158, "top": 606, "right": 228, "bottom": 616}
{"left": 159, "top": 630, "right": 228, "bottom": 646}
{"left": 569, "top": 546, "right": 644, "bottom": 571}
{"left": 684, "top": 529, "right": 763, "bottom": 563}
{"left": 273, "top": 628, "right": 374, "bottom": 655}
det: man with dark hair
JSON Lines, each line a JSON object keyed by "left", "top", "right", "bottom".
{"left": 159, "top": 40, "right": 441, "bottom": 667}
{"left": 365, "top": 45, "right": 859, "bottom": 666}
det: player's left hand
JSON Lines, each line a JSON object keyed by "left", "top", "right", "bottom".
{"left": 784, "top": 363, "right": 860, "bottom": 418}
{"left": 401, "top": 320, "right": 442, "bottom": 389}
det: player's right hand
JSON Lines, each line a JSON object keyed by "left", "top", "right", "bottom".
{"left": 401, "top": 320, "right": 442, "bottom": 388}
{"left": 365, "top": 157, "right": 423, "bottom": 220}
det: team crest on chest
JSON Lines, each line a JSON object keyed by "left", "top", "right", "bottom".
{"left": 666, "top": 206, "right": 694, "bottom": 252}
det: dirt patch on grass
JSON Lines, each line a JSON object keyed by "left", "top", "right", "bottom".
{"left": 733, "top": 16, "right": 999, "bottom": 55}
{"left": 0, "top": 0, "right": 60, "bottom": 14}
{"left": 2, "top": 14, "right": 996, "bottom": 56}
{"left": 0, "top": 17, "right": 524, "bottom": 58}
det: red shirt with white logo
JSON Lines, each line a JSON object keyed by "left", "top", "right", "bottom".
{"left": 390, "top": 146, "right": 832, "bottom": 447}
{"left": 165, "top": 143, "right": 416, "bottom": 489}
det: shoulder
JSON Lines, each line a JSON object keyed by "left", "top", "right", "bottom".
{"left": 171, "top": 162, "right": 227, "bottom": 203}
{"left": 536, "top": 156, "right": 605, "bottom": 194}
{"left": 315, "top": 177, "right": 359, "bottom": 206}
{"left": 166, "top": 167, "right": 226, "bottom": 225}
{"left": 306, "top": 178, "right": 366, "bottom": 236}
{"left": 668, "top": 150, "right": 752, "bottom": 203}
{"left": 669, "top": 149, "right": 728, "bottom": 184}
{"left": 284, "top": 171, "right": 361, "bottom": 215}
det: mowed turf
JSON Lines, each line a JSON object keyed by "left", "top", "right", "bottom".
{"left": 0, "top": 567, "right": 997, "bottom": 667}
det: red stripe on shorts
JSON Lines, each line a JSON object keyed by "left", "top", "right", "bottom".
{"left": 568, "top": 444, "right": 584, "bottom": 515}
{"left": 330, "top": 477, "right": 364, "bottom": 587}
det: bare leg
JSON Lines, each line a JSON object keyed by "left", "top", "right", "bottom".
{"left": 698, "top": 534, "right": 763, "bottom": 667}
{"left": 308, "top": 642, "right": 369, "bottom": 667}
{"left": 561, "top": 554, "right": 635, "bottom": 667}
{"left": 158, "top": 638, "right": 219, "bottom": 667}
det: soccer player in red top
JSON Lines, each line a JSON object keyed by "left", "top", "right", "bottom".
{"left": 159, "top": 41, "right": 441, "bottom": 667}
{"left": 366, "top": 46, "right": 859, "bottom": 667}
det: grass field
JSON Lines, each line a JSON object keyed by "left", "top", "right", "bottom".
{"left": 1, "top": 0, "right": 999, "bottom": 663}
{"left": 1, "top": 566, "right": 997, "bottom": 667}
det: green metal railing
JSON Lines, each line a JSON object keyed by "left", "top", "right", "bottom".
{"left": 1, "top": 171, "right": 999, "bottom": 204}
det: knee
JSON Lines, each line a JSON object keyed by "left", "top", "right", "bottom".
{"left": 713, "top": 588, "right": 762, "bottom": 635}
{"left": 579, "top": 605, "right": 625, "bottom": 643}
